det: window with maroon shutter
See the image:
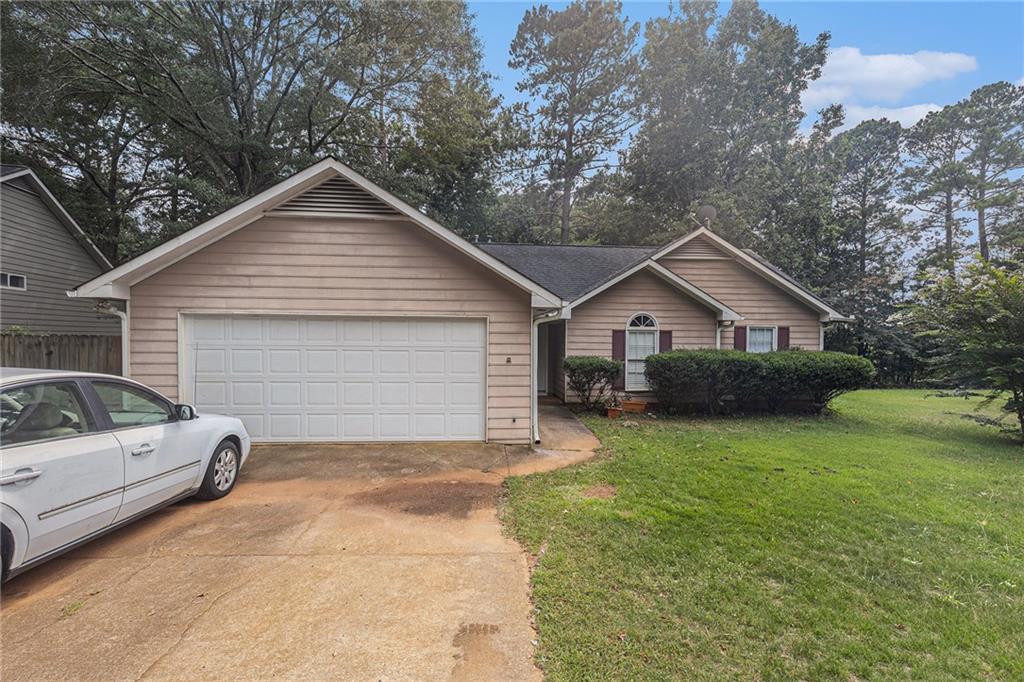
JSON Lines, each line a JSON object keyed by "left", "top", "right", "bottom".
{"left": 733, "top": 325, "right": 747, "bottom": 351}
{"left": 659, "top": 330, "right": 672, "bottom": 352}
{"left": 777, "top": 326, "right": 790, "bottom": 350}
{"left": 625, "top": 314, "right": 658, "bottom": 390}
{"left": 611, "top": 329, "right": 625, "bottom": 389}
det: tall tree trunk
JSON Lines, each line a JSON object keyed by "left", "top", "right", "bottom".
{"left": 560, "top": 175, "right": 572, "bottom": 244}
{"left": 977, "top": 159, "right": 990, "bottom": 261}
{"left": 943, "top": 191, "right": 955, "bottom": 274}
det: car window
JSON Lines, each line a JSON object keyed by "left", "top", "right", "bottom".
{"left": 93, "top": 381, "right": 174, "bottom": 428}
{"left": 0, "top": 382, "right": 93, "bottom": 446}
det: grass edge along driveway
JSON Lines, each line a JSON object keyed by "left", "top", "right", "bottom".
{"left": 502, "top": 390, "right": 1023, "bottom": 680}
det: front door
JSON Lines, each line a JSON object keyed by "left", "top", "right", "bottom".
{"left": 0, "top": 380, "right": 124, "bottom": 562}
{"left": 537, "top": 324, "right": 549, "bottom": 394}
{"left": 88, "top": 380, "right": 204, "bottom": 522}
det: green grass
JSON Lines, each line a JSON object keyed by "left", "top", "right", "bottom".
{"left": 503, "top": 390, "right": 1024, "bottom": 680}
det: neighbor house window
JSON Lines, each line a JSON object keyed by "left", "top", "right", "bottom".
{"left": 626, "top": 313, "right": 659, "bottom": 391}
{"left": 0, "top": 273, "right": 27, "bottom": 290}
{"left": 748, "top": 327, "right": 776, "bottom": 353}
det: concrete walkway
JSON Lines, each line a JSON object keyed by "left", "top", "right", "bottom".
{"left": 1, "top": 405, "right": 597, "bottom": 681}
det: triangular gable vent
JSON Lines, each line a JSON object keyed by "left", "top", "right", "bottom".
{"left": 661, "top": 235, "right": 729, "bottom": 259}
{"left": 268, "top": 176, "right": 401, "bottom": 218}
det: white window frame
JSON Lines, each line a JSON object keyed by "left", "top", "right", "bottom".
{"left": 747, "top": 326, "right": 777, "bottom": 353}
{"left": 625, "top": 313, "right": 659, "bottom": 391}
{"left": 1, "top": 272, "right": 27, "bottom": 290}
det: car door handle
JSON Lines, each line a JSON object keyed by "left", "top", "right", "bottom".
{"left": 131, "top": 444, "right": 155, "bottom": 457}
{"left": 0, "top": 468, "right": 42, "bottom": 485}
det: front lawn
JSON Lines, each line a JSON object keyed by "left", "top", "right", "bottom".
{"left": 503, "top": 390, "right": 1024, "bottom": 680}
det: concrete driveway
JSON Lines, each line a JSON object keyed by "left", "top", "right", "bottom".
{"left": 1, "top": 403, "right": 598, "bottom": 681}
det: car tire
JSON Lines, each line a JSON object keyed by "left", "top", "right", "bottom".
{"left": 1, "top": 524, "right": 12, "bottom": 584}
{"left": 195, "top": 440, "right": 241, "bottom": 501}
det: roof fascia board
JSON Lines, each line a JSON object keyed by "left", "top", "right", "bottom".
{"left": 566, "top": 258, "right": 741, "bottom": 320}
{"left": 70, "top": 158, "right": 563, "bottom": 305}
{"left": 652, "top": 227, "right": 849, "bottom": 321}
{"left": 2, "top": 169, "right": 113, "bottom": 270}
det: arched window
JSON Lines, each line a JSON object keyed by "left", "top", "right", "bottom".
{"left": 626, "top": 313, "right": 659, "bottom": 391}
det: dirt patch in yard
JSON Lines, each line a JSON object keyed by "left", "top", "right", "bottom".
{"left": 351, "top": 480, "right": 499, "bottom": 519}
{"left": 582, "top": 484, "right": 617, "bottom": 499}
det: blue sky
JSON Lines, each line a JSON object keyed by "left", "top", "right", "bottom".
{"left": 469, "top": 1, "right": 1023, "bottom": 130}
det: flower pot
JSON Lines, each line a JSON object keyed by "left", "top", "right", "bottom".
{"left": 606, "top": 407, "right": 622, "bottom": 419}
{"left": 622, "top": 399, "right": 648, "bottom": 414}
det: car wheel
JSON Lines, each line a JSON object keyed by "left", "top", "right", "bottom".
{"left": 195, "top": 440, "right": 240, "bottom": 501}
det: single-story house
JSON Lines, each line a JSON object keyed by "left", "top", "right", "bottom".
{"left": 69, "top": 159, "right": 849, "bottom": 445}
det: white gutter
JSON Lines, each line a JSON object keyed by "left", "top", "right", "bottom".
{"left": 96, "top": 302, "right": 129, "bottom": 376}
{"left": 531, "top": 308, "right": 562, "bottom": 444}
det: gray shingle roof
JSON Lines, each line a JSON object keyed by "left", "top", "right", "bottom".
{"left": 478, "top": 243, "right": 657, "bottom": 301}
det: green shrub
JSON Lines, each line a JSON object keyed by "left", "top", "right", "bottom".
{"left": 563, "top": 356, "right": 622, "bottom": 412}
{"left": 645, "top": 349, "right": 875, "bottom": 415}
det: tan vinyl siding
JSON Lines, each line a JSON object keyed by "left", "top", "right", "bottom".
{"left": 564, "top": 269, "right": 717, "bottom": 401}
{"left": 662, "top": 258, "right": 822, "bottom": 350}
{"left": 661, "top": 234, "right": 730, "bottom": 260}
{"left": 128, "top": 216, "right": 533, "bottom": 443}
{"left": 0, "top": 184, "right": 119, "bottom": 335}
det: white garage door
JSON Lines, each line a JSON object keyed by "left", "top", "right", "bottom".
{"left": 183, "top": 315, "right": 486, "bottom": 442}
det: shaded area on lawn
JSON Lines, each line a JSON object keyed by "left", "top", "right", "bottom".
{"left": 502, "top": 390, "right": 1024, "bottom": 680}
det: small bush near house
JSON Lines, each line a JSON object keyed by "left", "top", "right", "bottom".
{"left": 563, "top": 356, "right": 621, "bottom": 412}
{"left": 645, "top": 349, "right": 874, "bottom": 414}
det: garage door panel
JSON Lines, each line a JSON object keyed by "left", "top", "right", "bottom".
{"left": 232, "top": 382, "right": 263, "bottom": 405}
{"left": 230, "top": 317, "right": 262, "bottom": 340}
{"left": 231, "top": 350, "right": 263, "bottom": 373}
{"left": 306, "top": 382, "right": 338, "bottom": 406}
{"left": 185, "top": 315, "right": 486, "bottom": 442}
{"left": 307, "top": 414, "right": 339, "bottom": 438}
{"left": 306, "top": 350, "right": 338, "bottom": 373}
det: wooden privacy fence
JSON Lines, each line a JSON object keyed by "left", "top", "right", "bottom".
{"left": 1, "top": 334, "right": 122, "bottom": 375}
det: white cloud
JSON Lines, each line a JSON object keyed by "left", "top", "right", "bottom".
{"left": 803, "top": 46, "right": 978, "bottom": 109}
{"left": 841, "top": 103, "right": 942, "bottom": 130}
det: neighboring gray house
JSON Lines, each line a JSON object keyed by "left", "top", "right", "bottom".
{"left": 1, "top": 165, "right": 118, "bottom": 335}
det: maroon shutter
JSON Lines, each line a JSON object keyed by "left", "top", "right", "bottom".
{"left": 659, "top": 330, "right": 672, "bottom": 352}
{"left": 612, "top": 329, "right": 626, "bottom": 389}
{"left": 777, "top": 326, "right": 790, "bottom": 350}
{"left": 733, "top": 326, "right": 747, "bottom": 351}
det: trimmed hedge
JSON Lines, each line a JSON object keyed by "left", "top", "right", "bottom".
{"left": 564, "top": 356, "right": 622, "bottom": 412}
{"left": 645, "top": 349, "right": 875, "bottom": 415}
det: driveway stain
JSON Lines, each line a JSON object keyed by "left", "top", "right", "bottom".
{"left": 450, "top": 623, "right": 506, "bottom": 681}
{"left": 351, "top": 480, "right": 498, "bottom": 519}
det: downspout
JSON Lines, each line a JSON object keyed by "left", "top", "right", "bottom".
{"left": 532, "top": 308, "right": 561, "bottom": 445}
{"left": 96, "top": 301, "right": 129, "bottom": 376}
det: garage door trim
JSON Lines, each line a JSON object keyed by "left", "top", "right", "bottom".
{"left": 176, "top": 310, "right": 490, "bottom": 443}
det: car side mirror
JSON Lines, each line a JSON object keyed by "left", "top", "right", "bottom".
{"left": 175, "top": 404, "right": 197, "bottom": 421}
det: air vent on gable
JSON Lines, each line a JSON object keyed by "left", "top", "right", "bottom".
{"left": 268, "top": 176, "right": 401, "bottom": 218}
{"left": 663, "top": 235, "right": 728, "bottom": 259}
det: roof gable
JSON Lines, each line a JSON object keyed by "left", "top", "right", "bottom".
{"left": 651, "top": 228, "right": 850, "bottom": 322}
{"left": 0, "top": 167, "right": 112, "bottom": 271}
{"left": 69, "top": 159, "right": 562, "bottom": 305}
{"left": 660, "top": 234, "right": 730, "bottom": 260}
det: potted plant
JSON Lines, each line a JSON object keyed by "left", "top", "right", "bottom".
{"left": 605, "top": 391, "right": 622, "bottom": 419}
{"left": 621, "top": 393, "right": 648, "bottom": 413}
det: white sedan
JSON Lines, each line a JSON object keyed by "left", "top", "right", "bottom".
{"left": 0, "top": 369, "right": 250, "bottom": 581}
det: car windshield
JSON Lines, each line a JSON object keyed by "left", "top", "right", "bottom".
{"left": 0, "top": 383, "right": 91, "bottom": 445}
